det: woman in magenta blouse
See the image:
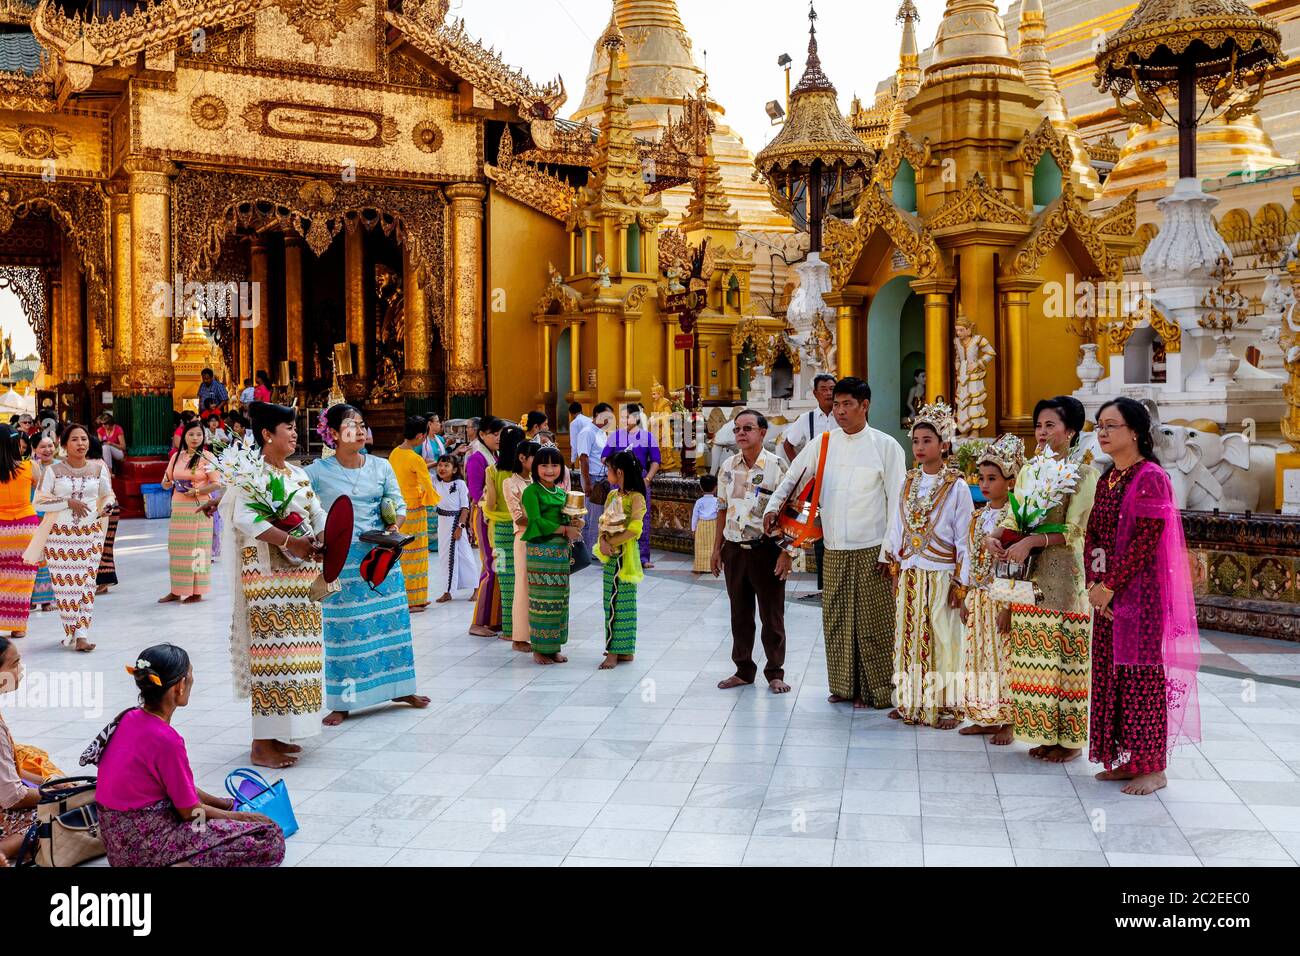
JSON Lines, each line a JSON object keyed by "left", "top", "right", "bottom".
{"left": 88, "top": 644, "right": 285, "bottom": 867}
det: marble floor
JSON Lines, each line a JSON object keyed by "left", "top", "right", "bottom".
{"left": 5, "top": 519, "right": 1300, "bottom": 867}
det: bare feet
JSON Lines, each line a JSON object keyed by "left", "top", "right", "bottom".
{"left": 468, "top": 626, "right": 495, "bottom": 637}
{"left": 991, "top": 725, "right": 1015, "bottom": 746}
{"left": 936, "top": 716, "right": 960, "bottom": 730}
{"left": 598, "top": 653, "right": 619, "bottom": 670}
{"left": 411, "top": 604, "right": 428, "bottom": 613}
{"left": 498, "top": 633, "right": 513, "bottom": 641}
{"left": 886, "top": 707, "right": 903, "bottom": 719}
{"left": 1045, "top": 745, "right": 1082, "bottom": 764}
{"left": 272, "top": 740, "right": 302, "bottom": 754}
{"left": 552, "top": 653, "right": 568, "bottom": 663}
{"left": 7, "top": 631, "right": 22, "bottom": 640}
{"left": 718, "top": 676, "right": 753, "bottom": 690}
{"left": 1121, "top": 771, "right": 1167, "bottom": 796}
{"left": 828, "top": 694, "right": 851, "bottom": 705}
{"left": 393, "top": 694, "right": 431, "bottom": 709}
{"left": 853, "top": 698, "right": 868, "bottom": 710}
{"left": 182, "top": 595, "right": 202, "bottom": 604}
{"left": 512, "top": 640, "right": 531, "bottom": 652}
{"left": 1028, "top": 745, "right": 1053, "bottom": 760}
{"left": 959, "top": 723, "right": 998, "bottom": 736}
{"left": 96, "top": 585, "right": 109, "bottom": 594}
{"left": 322, "top": 711, "right": 347, "bottom": 726}
{"left": 533, "top": 651, "right": 554, "bottom": 666}
{"left": 73, "top": 638, "right": 94, "bottom": 652}
{"left": 769, "top": 679, "right": 791, "bottom": 694}
{"left": 1096, "top": 767, "right": 1139, "bottom": 781}
{"left": 617, "top": 655, "right": 634, "bottom": 661}
{"left": 251, "top": 739, "right": 297, "bottom": 768}
{"left": 643, "top": 562, "right": 654, "bottom": 570}
{"left": 436, "top": 593, "right": 452, "bottom": 604}
{"left": 158, "top": 593, "right": 179, "bottom": 603}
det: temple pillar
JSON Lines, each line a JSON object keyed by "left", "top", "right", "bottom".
{"left": 822, "top": 291, "right": 864, "bottom": 378}
{"left": 109, "top": 183, "right": 133, "bottom": 422}
{"left": 249, "top": 236, "right": 271, "bottom": 386}
{"left": 401, "top": 240, "right": 437, "bottom": 416}
{"left": 913, "top": 281, "right": 955, "bottom": 405}
{"left": 999, "top": 277, "right": 1040, "bottom": 434}
{"left": 125, "top": 157, "right": 176, "bottom": 455}
{"left": 61, "top": 234, "right": 84, "bottom": 385}
{"left": 48, "top": 278, "right": 62, "bottom": 383}
{"left": 284, "top": 234, "right": 305, "bottom": 397}
{"left": 343, "top": 224, "right": 370, "bottom": 403}
{"left": 568, "top": 320, "right": 582, "bottom": 403}
{"left": 446, "top": 182, "right": 486, "bottom": 418}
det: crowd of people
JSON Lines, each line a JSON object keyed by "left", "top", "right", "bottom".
{"left": 0, "top": 374, "right": 1204, "bottom": 867}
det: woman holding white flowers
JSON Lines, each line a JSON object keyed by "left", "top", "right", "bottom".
{"left": 307, "top": 404, "right": 430, "bottom": 726}
{"left": 222, "top": 402, "right": 326, "bottom": 769}
{"left": 985, "top": 396, "right": 1097, "bottom": 763}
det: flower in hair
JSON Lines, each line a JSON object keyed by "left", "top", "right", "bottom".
{"left": 317, "top": 408, "right": 338, "bottom": 449}
{"left": 136, "top": 658, "right": 151, "bottom": 669}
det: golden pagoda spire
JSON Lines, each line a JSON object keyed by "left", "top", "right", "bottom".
{"left": 681, "top": 81, "right": 739, "bottom": 239}
{"left": 888, "top": 0, "right": 923, "bottom": 143}
{"left": 1016, "top": 0, "right": 1101, "bottom": 198}
{"left": 924, "top": 0, "right": 1023, "bottom": 87}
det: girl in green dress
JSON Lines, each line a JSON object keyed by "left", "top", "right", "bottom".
{"left": 521, "top": 446, "right": 584, "bottom": 665}
{"left": 595, "top": 451, "right": 646, "bottom": 670}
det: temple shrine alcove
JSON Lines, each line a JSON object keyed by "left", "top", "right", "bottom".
{"left": 172, "top": 172, "right": 449, "bottom": 447}
{"left": 866, "top": 272, "right": 926, "bottom": 451}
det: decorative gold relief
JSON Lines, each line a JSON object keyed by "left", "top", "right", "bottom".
{"left": 412, "top": 120, "right": 443, "bottom": 154}
{"left": 241, "top": 101, "right": 398, "bottom": 148}
{"left": 484, "top": 128, "right": 575, "bottom": 222}
{"left": 273, "top": 0, "right": 366, "bottom": 50}
{"left": 189, "top": 95, "right": 228, "bottom": 130}
{"left": 1004, "top": 182, "right": 1121, "bottom": 283}
{"left": 927, "top": 172, "right": 1029, "bottom": 230}
{"left": 0, "top": 124, "right": 74, "bottom": 160}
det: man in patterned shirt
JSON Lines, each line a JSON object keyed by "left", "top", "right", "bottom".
{"left": 711, "top": 409, "right": 790, "bottom": 694}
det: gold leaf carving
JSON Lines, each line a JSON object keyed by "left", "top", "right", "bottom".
{"left": 0, "top": 123, "right": 74, "bottom": 160}
{"left": 189, "top": 95, "right": 228, "bottom": 131}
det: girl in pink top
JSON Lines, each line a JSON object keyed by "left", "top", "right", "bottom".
{"left": 86, "top": 644, "right": 285, "bottom": 867}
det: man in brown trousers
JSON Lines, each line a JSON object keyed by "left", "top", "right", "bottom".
{"left": 711, "top": 409, "right": 791, "bottom": 694}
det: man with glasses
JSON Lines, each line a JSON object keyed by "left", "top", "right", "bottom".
{"left": 712, "top": 409, "right": 791, "bottom": 694}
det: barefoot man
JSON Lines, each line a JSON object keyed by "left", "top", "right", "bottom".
{"left": 764, "top": 378, "right": 905, "bottom": 709}
{"left": 712, "top": 410, "right": 790, "bottom": 694}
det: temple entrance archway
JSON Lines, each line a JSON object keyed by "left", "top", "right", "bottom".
{"left": 867, "top": 273, "right": 925, "bottom": 452}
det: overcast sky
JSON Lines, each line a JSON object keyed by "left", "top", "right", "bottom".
{"left": 0, "top": 0, "right": 960, "bottom": 358}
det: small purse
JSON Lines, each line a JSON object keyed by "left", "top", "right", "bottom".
{"left": 569, "top": 538, "right": 592, "bottom": 574}
{"left": 17, "top": 775, "right": 105, "bottom": 868}
{"left": 224, "top": 768, "right": 298, "bottom": 839}
{"left": 589, "top": 479, "right": 611, "bottom": 507}
{"left": 359, "top": 529, "right": 415, "bottom": 551}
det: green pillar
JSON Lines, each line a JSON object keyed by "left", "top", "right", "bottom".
{"left": 405, "top": 394, "right": 441, "bottom": 419}
{"left": 449, "top": 394, "right": 485, "bottom": 420}
{"left": 125, "top": 393, "right": 173, "bottom": 456}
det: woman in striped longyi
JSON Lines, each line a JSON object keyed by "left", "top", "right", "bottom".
{"left": 158, "top": 420, "right": 218, "bottom": 605}
{"left": 0, "top": 426, "right": 39, "bottom": 639}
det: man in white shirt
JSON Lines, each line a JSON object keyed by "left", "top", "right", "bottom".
{"left": 568, "top": 401, "right": 593, "bottom": 469}
{"left": 764, "top": 377, "right": 905, "bottom": 709}
{"left": 782, "top": 372, "right": 837, "bottom": 592}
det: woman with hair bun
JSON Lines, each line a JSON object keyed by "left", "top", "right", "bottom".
{"left": 986, "top": 395, "right": 1098, "bottom": 763}
{"left": 36, "top": 423, "right": 115, "bottom": 652}
{"left": 1085, "top": 397, "right": 1199, "bottom": 796}
{"left": 224, "top": 402, "right": 327, "bottom": 769}
{"left": 307, "top": 404, "right": 430, "bottom": 726}
{"left": 89, "top": 643, "right": 286, "bottom": 867}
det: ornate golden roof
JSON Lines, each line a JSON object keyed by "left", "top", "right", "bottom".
{"left": 1095, "top": 0, "right": 1283, "bottom": 99}
{"left": 850, "top": 92, "right": 895, "bottom": 152}
{"left": 754, "top": 6, "right": 873, "bottom": 178}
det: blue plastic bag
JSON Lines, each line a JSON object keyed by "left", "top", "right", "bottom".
{"left": 224, "top": 768, "right": 298, "bottom": 839}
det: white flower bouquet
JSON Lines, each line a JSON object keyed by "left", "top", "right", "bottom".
{"left": 1007, "top": 450, "right": 1081, "bottom": 538}
{"left": 210, "top": 445, "right": 307, "bottom": 536}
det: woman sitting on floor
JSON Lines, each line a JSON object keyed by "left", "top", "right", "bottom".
{"left": 87, "top": 643, "right": 286, "bottom": 867}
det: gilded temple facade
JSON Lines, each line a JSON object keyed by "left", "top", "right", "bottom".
{"left": 820, "top": 0, "right": 1138, "bottom": 445}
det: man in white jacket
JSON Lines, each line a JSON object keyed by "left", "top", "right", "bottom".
{"left": 764, "top": 377, "right": 905, "bottom": 709}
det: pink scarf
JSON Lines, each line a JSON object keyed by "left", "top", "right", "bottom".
{"left": 1112, "top": 460, "right": 1200, "bottom": 751}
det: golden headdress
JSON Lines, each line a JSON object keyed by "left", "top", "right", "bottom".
{"left": 911, "top": 400, "right": 956, "bottom": 444}
{"left": 954, "top": 303, "right": 973, "bottom": 332}
{"left": 977, "top": 433, "right": 1027, "bottom": 480}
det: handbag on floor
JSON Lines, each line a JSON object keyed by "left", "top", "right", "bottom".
{"left": 17, "top": 775, "right": 104, "bottom": 868}
{"left": 224, "top": 768, "right": 298, "bottom": 839}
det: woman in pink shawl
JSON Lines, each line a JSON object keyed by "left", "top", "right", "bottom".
{"left": 1085, "top": 397, "right": 1200, "bottom": 796}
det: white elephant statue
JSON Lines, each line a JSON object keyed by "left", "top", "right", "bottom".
{"left": 1142, "top": 400, "right": 1278, "bottom": 512}
{"left": 1074, "top": 431, "right": 1112, "bottom": 471}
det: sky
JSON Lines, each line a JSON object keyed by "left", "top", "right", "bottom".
{"left": 0, "top": 0, "right": 959, "bottom": 357}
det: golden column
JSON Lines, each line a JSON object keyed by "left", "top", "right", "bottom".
{"left": 999, "top": 277, "right": 1040, "bottom": 434}
{"left": 913, "top": 281, "right": 955, "bottom": 404}
{"left": 445, "top": 183, "right": 487, "bottom": 417}
{"left": 249, "top": 236, "right": 271, "bottom": 384}
{"left": 109, "top": 182, "right": 133, "bottom": 396}
{"left": 823, "top": 291, "right": 864, "bottom": 378}
{"left": 48, "top": 278, "right": 62, "bottom": 383}
{"left": 284, "top": 234, "right": 305, "bottom": 393}
{"left": 343, "top": 224, "right": 369, "bottom": 402}
{"left": 569, "top": 319, "right": 582, "bottom": 403}
{"left": 60, "top": 235, "right": 84, "bottom": 384}
{"left": 125, "top": 157, "right": 177, "bottom": 454}
{"left": 401, "top": 240, "right": 436, "bottom": 415}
